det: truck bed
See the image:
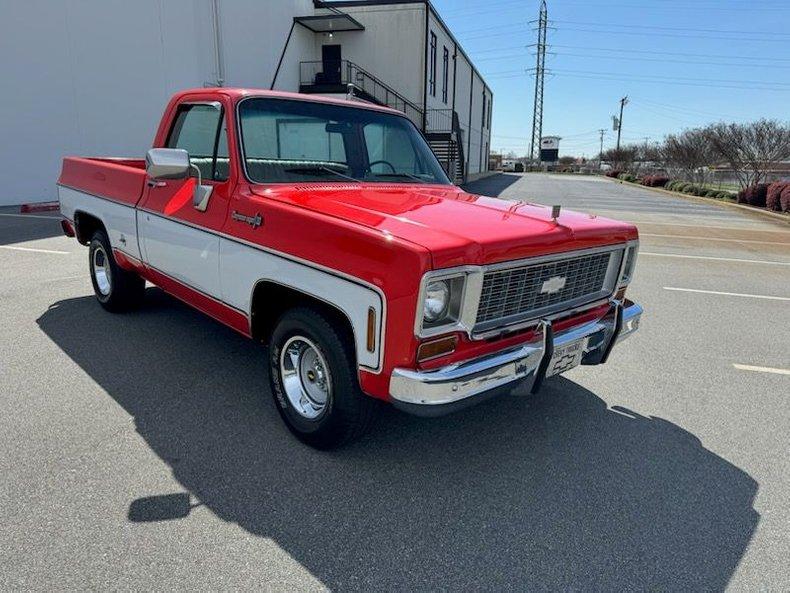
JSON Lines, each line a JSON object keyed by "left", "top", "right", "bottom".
{"left": 58, "top": 156, "right": 147, "bottom": 261}
{"left": 58, "top": 157, "right": 147, "bottom": 207}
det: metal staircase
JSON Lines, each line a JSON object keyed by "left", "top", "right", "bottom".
{"left": 300, "top": 60, "right": 466, "bottom": 184}
{"left": 425, "top": 110, "right": 465, "bottom": 184}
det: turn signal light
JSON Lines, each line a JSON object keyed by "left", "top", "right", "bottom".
{"left": 367, "top": 307, "right": 376, "bottom": 353}
{"left": 417, "top": 336, "right": 457, "bottom": 362}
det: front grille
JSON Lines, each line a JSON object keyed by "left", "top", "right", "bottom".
{"left": 475, "top": 250, "right": 617, "bottom": 327}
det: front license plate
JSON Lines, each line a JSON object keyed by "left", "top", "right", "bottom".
{"left": 546, "top": 338, "right": 587, "bottom": 377}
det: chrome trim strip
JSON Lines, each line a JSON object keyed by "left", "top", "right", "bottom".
{"left": 392, "top": 301, "right": 643, "bottom": 407}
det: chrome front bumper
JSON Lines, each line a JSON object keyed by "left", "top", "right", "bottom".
{"left": 389, "top": 300, "right": 642, "bottom": 416}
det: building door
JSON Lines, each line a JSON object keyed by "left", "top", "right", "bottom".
{"left": 322, "top": 44, "right": 342, "bottom": 84}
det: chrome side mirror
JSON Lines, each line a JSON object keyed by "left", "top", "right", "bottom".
{"left": 146, "top": 148, "right": 190, "bottom": 179}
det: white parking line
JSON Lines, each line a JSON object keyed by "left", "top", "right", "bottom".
{"left": 641, "top": 252, "right": 790, "bottom": 266}
{"left": 630, "top": 221, "right": 786, "bottom": 232}
{"left": 641, "top": 233, "right": 790, "bottom": 246}
{"left": 0, "top": 212, "right": 61, "bottom": 220}
{"left": 733, "top": 364, "right": 790, "bottom": 376}
{"left": 0, "top": 245, "right": 70, "bottom": 255}
{"left": 663, "top": 287, "right": 790, "bottom": 301}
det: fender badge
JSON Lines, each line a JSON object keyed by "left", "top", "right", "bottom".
{"left": 232, "top": 211, "right": 263, "bottom": 229}
{"left": 551, "top": 204, "right": 561, "bottom": 221}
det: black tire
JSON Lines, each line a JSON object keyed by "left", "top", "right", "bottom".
{"left": 88, "top": 229, "right": 145, "bottom": 312}
{"left": 268, "top": 307, "right": 379, "bottom": 449}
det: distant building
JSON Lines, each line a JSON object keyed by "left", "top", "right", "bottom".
{"left": 0, "top": 0, "right": 492, "bottom": 205}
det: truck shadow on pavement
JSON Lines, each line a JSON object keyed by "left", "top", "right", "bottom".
{"left": 0, "top": 210, "right": 63, "bottom": 246}
{"left": 38, "top": 291, "right": 759, "bottom": 591}
{"left": 462, "top": 172, "right": 522, "bottom": 197}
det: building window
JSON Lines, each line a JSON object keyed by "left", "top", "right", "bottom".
{"left": 429, "top": 31, "right": 437, "bottom": 97}
{"left": 441, "top": 46, "right": 449, "bottom": 104}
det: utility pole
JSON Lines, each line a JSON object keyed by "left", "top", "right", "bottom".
{"left": 598, "top": 128, "right": 606, "bottom": 168}
{"left": 529, "top": 0, "right": 548, "bottom": 163}
{"left": 615, "top": 95, "right": 628, "bottom": 151}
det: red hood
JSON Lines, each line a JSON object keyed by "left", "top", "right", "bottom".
{"left": 252, "top": 183, "right": 638, "bottom": 269}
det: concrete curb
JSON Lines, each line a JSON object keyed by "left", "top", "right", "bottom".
{"left": 20, "top": 201, "right": 60, "bottom": 213}
{"left": 606, "top": 178, "right": 790, "bottom": 225}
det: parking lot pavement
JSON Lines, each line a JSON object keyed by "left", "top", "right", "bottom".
{"left": 2, "top": 177, "right": 789, "bottom": 591}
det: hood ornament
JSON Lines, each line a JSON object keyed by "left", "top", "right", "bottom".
{"left": 551, "top": 204, "right": 561, "bottom": 222}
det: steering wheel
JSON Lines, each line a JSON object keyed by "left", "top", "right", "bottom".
{"left": 367, "top": 159, "right": 397, "bottom": 174}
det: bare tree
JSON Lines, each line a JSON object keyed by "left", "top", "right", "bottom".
{"left": 661, "top": 129, "right": 716, "bottom": 184}
{"left": 703, "top": 120, "right": 790, "bottom": 187}
{"left": 601, "top": 145, "right": 638, "bottom": 171}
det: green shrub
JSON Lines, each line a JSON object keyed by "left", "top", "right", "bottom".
{"left": 703, "top": 189, "right": 718, "bottom": 197}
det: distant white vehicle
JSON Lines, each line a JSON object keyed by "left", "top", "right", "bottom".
{"left": 502, "top": 159, "right": 518, "bottom": 172}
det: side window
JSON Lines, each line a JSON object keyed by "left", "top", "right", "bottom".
{"left": 166, "top": 104, "right": 229, "bottom": 181}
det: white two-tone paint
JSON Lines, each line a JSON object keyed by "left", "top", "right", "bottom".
{"left": 57, "top": 185, "right": 385, "bottom": 371}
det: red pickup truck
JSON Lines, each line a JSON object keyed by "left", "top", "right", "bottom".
{"left": 58, "top": 88, "right": 642, "bottom": 448}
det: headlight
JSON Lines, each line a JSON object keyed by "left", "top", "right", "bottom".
{"left": 424, "top": 280, "right": 450, "bottom": 322}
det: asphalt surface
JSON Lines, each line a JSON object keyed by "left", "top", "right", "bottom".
{"left": 1, "top": 175, "right": 789, "bottom": 591}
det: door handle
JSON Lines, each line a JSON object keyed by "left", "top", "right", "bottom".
{"left": 147, "top": 180, "right": 167, "bottom": 188}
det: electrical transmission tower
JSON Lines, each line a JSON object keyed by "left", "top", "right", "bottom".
{"left": 529, "top": 0, "right": 548, "bottom": 162}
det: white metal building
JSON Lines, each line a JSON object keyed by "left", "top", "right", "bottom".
{"left": 0, "top": 0, "right": 492, "bottom": 206}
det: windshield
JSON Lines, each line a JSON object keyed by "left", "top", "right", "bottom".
{"left": 238, "top": 98, "right": 451, "bottom": 185}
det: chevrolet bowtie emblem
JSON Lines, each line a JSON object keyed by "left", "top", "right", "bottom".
{"left": 541, "top": 276, "right": 567, "bottom": 294}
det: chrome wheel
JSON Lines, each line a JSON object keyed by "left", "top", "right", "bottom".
{"left": 280, "top": 336, "right": 332, "bottom": 420}
{"left": 92, "top": 245, "right": 112, "bottom": 296}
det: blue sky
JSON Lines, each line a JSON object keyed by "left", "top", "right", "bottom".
{"left": 431, "top": 0, "right": 790, "bottom": 158}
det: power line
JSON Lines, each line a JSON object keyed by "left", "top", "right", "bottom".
{"left": 467, "top": 43, "right": 790, "bottom": 63}
{"left": 544, "top": 44, "right": 790, "bottom": 63}
{"left": 551, "top": 19, "right": 790, "bottom": 37}
{"left": 631, "top": 97, "right": 744, "bottom": 121}
{"left": 553, "top": 26, "right": 790, "bottom": 42}
{"left": 544, "top": 52, "right": 790, "bottom": 70}
{"left": 484, "top": 68, "right": 790, "bottom": 92}
{"left": 550, "top": 68, "right": 790, "bottom": 88}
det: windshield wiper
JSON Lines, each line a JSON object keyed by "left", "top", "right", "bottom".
{"left": 372, "top": 172, "right": 429, "bottom": 183}
{"left": 284, "top": 165, "right": 360, "bottom": 182}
